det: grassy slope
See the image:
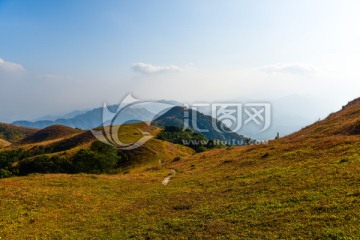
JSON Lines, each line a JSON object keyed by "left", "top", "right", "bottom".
{"left": 0, "top": 138, "right": 11, "bottom": 147}
{"left": 0, "top": 123, "right": 38, "bottom": 143}
{"left": 1, "top": 100, "right": 360, "bottom": 239}
{"left": 2, "top": 122, "right": 194, "bottom": 170}
{"left": 18, "top": 125, "right": 81, "bottom": 144}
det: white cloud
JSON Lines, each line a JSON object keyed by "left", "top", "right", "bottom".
{"left": 258, "top": 63, "right": 318, "bottom": 75}
{"left": 132, "top": 62, "right": 191, "bottom": 74}
{"left": 0, "top": 58, "right": 25, "bottom": 74}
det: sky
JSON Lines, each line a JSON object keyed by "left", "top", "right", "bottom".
{"left": 0, "top": 0, "right": 360, "bottom": 122}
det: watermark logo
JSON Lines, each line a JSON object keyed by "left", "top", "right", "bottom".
{"left": 244, "top": 103, "right": 271, "bottom": 132}
{"left": 91, "top": 94, "right": 271, "bottom": 150}
{"left": 185, "top": 103, "right": 271, "bottom": 134}
{"left": 91, "top": 94, "right": 173, "bottom": 150}
{"left": 182, "top": 138, "right": 269, "bottom": 147}
{"left": 212, "top": 103, "right": 243, "bottom": 133}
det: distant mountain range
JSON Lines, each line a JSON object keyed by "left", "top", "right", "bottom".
{"left": 11, "top": 95, "right": 341, "bottom": 140}
{"left": 13, "top": 105, "right": 156, "bottom": 130}
{"left": 33, "top": 110, "right": 89, "bottom": 121}
{"left": 238, "top": 94, "right": 342, "bottom": 140}
{"left": 12, "top": 100, "right": 183, "bottom": 130}
{"left": 10, "top": 104, "right": 249, "bottom": 146}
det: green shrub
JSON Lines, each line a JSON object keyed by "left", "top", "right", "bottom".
{"left": 157, "top": 126, "right": 214, "bottom": 152}
{"left": 18, "top": 155, "right": 72, "bottom": 175}
{"left": 3, "top": 141, "right": 120, "bottom": 176}
{"left": 72, "top": 142, "right": 119, "bottom": 174}
{"left": 0, "top": 168, "right": 12, "bottom": 179}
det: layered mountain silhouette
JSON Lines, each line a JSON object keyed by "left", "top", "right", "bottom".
{"left": 12, "top": 100, "right": 183, "bottom": 130}
{"left": 13, "top": 106, "right": 155, "bottom": 130}
{"left": 11, "top": 95, "right": 338, "bottom": 140}
{"left": 152, "top": 106, "right": 248, "bottom": 143}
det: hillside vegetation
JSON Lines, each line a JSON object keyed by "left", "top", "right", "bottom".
{"left": 0, "top": 122, "right": 194, "bottom": 178}
{"left": 0, "top": 138, "right": 11, "bottom": 147}
{"left": 0, "top": 99, "right": 360, "bottom": 239}
{"left": 0, "top": 123, "right": 38, "bottom": 143}
{"left": 152, "top": 106, "right": 249, "bottom": 144}
{"left": 18, "top": 125, "right": 81, "bottom": 144}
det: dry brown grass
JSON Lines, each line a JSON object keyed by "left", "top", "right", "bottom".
{"left": 17, "top": 124, "right": 82, "bottom": 144}
{"left": 0, "top": 99, "right": 360, "bottom": 239}
{"left": 0, "top": 138, "right": 11, "bottom": 147}
{"left": 0, "top": 122, "right": 38, "bottom": 143}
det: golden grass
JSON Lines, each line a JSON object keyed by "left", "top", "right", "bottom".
{"left": 0, "top": 133, "right": 359, "bottom": 239}
{"left": 17, "top": 125, "right": 82, "bottom": 144}
{"left": 0, "top": 100, "right": 360, "bottom": 239}
{"left": 0, "top": 138, "right": 11, "bottom": 147}
{"left": 0, "top": 123, "right": 38, "bottom": 143}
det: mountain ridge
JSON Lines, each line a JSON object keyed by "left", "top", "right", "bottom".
{"left": 13, "top": 106, "right": 155, "bottom": 130}
{"left": 0, "top": 123, "right": 38, "bottom": 143}
{"left": 18, "top": 124, "right": 82, "bottom": 144}
{"left": 152, "top": 106, "right": 249, "bottom": 144}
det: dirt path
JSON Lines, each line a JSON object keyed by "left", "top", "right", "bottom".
{"left": 162, "top": 169, "right": 176, "bottom": 186}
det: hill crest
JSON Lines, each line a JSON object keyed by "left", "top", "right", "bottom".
{"left": 286, "top": 97, "right": 360, "bottom": 141}
{"left": 18, "top": 124, "right": 81, "bottom": 144}
{"left": 0, "top": 123, "right": 38, "bottom": 143}
{"left": 151, "top": 106, "right": 249, "bottom": 144}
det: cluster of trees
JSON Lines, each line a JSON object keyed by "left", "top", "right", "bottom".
{"left": 0, "top": 148, "right": 28, "bottom": 178}
{"left": 0, "top": 141, "right": 121, "bottom": 179}
{"left": 157, "top": 126, "right": 220, "bottom": 152}
{"left": 0, "top": 126, "right": 237, "bottom": 179}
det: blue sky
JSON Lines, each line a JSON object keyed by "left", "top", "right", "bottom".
{"left": 0, "top": 0, "right": 360, "bottom": 122}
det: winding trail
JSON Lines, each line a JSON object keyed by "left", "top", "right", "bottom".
{"left": 162, "top": 169, "right": 176, "bottom": 186}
